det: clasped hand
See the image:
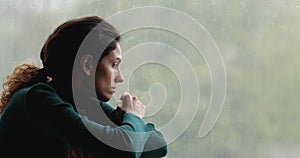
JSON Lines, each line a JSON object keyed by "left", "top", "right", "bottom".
{"left": 117, "top": 92, "right": 145, "bottom": 119}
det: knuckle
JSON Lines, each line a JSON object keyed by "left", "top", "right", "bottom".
{"left": 123, "top": 93, "right": 131, "bottom": 98}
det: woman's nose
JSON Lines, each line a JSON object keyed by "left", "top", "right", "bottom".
{"left": 115, "top": 71, "right": 124, "bottom": 83}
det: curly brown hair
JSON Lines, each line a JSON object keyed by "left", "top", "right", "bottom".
{"left": 0, "top": 64, "right": 40, "bottom": 113}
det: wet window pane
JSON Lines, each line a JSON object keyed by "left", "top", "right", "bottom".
{"left": 1, "top": 1, "right": 299, "bottom": 157}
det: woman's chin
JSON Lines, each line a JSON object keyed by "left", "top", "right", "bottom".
{"left": 97, "top": 94, "right": 112, "bottom": 102}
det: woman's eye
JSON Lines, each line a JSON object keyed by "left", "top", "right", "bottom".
{"left": 112, "top": 63, "right": 118, "bottom": 68}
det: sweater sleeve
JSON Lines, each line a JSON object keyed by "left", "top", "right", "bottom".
{"left": 101, "top": 101, "right": 168, "bottom": 157}
{"left": 140, "top": 127, "right": 168, "bottom": 158}
{"left": 100, "top": 101, "right": 124, "bottom": 125}
{"left": 25, "top": 83, "right": 149, "bottom": 157}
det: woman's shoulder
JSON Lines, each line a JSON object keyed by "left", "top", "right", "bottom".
{"left": 24, "top": 82, "right": 60, "bottom": 101}
{"left": 23, "top": 82, "right": 71, "bottom": 112}
{"left": 27, "top": 82, "right": 55, "bottom": 92}
{"left": 23, "top": 82, "right": 59, "bottom": 98}
{"left": 8, "top": 83, "right": 58, "bottom": 106}
{"left": 12, "top": 82, "right": 55, "bottom": 95}
{"left": 9, "top": 83, "right": 55, "bottom": 102}
{"left": 1, "top": 83, "right": 59, "bottom": 117}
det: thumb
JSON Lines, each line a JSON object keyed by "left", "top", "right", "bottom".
{"left": 122, "top": 92, "right": 132, "bottom": 106}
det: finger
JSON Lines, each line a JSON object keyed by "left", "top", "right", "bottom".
{"left": 139, "top": 102, "right": 146, "bottom": 108}
{"left": 133, "top": 97, "right": 143, "bottom": 105}
{"left": 122, "top": 93, "right": 132, "bottom": 106}
{"left": 134, "top": 99, "right": 145, "bottom": 108}
{"left": 117, "top": 100, "right": 123, "bottom": 108}
{"left": 121, "top": 92, "right": 131, "bottom": 99}
{"left": 132, "top": 96, "right": 138, "bottom": 100}
{"left": 123, "top": 92, "right": 131, "bottom": 96}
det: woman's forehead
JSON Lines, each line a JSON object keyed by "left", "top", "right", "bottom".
{"left": 108, "top": 43, "right": 122, "bottom": 60}
{"left": 101, "top": 43, "right": 122, "bottom": 62}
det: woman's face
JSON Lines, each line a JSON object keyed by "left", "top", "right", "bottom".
{"left": 95, "top": 42, "right": 124, "bottom": 101}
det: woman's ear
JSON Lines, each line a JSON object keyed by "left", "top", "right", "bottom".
{"left": 80, "top": 54, "right": 94, "bottom": 76}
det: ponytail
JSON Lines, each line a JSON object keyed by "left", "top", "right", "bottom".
{"left": 0, "top": 64, "right": 50, "bottom": 114}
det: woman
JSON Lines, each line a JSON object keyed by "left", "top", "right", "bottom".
{"left": 0, "top": 16, "right": 167, "bottom": 158}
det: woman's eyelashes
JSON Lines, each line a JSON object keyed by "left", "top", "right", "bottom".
{"left": 112, "top": 62, "right": 119, "bottom": 69}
